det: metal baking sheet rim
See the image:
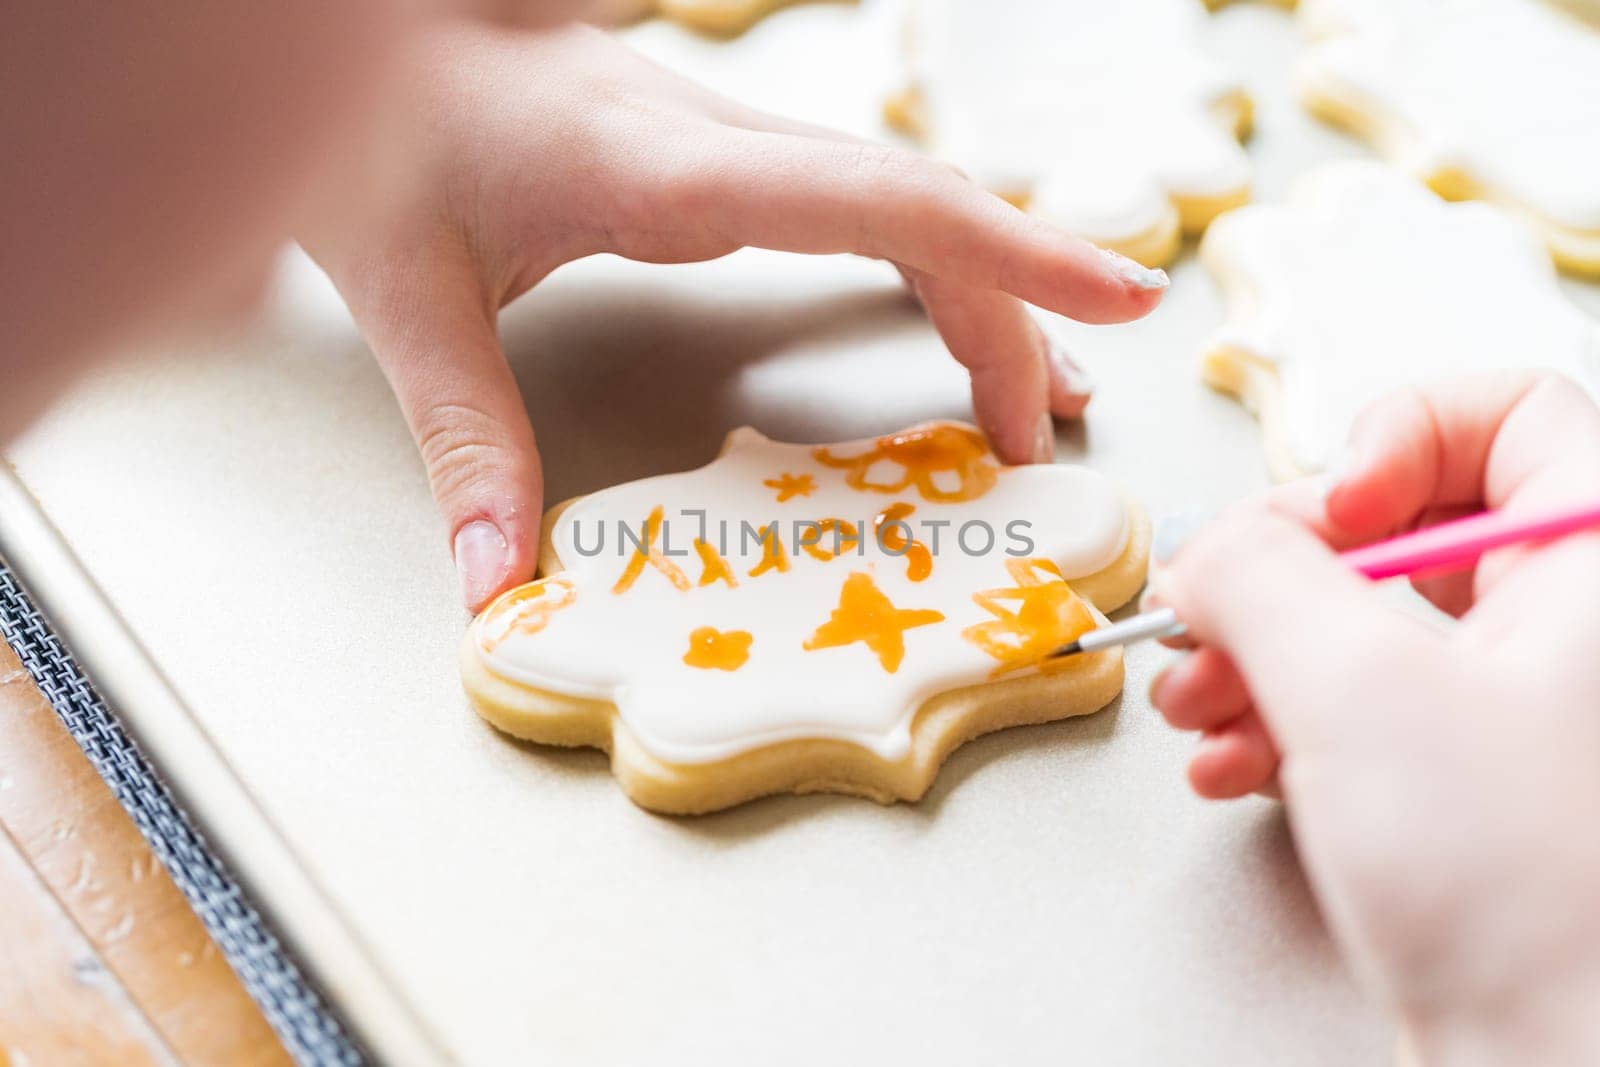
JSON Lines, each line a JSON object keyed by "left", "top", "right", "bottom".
{"left": 0, "top": 465, "right": 448, "bottom": 1067}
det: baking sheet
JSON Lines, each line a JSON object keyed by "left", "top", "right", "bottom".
{"left": 9, "top": 4, "right": 1596, "bottom": 1063}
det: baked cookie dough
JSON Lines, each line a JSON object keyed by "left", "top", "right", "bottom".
{"left": 591, "top": 0, "right": 850, "bottom": 37}
{"left": 462, "top": 422, "right": 1150, "bottom": 814}
{"left": 885, "top": 0, "right": 1254, "bottom": 268}
{"left": 1200, "top": 161, "right": 1600, "bottom": 480}
{"left": 1299, "top": 0, "right": 1600, "bottom": 276}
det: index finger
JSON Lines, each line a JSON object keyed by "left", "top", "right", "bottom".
{"left": 684, "top": 130, "right": 1169, "bottom": 325}
{"left": 1326, "top": 371, "right": 1600, "bottom": 624}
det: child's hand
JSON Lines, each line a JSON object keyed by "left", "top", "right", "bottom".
{"left": 305, "top": 22, "right": 1166, "bottom": 611}
{"left": 1151, "top": 371, "right": 1600, "bottom": 1060}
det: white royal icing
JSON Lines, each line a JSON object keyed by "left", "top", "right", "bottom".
{"left": 902, "top": 0, "right": 1251, "bottom": 243}
{"left": 1301, "top": 0, "right": 1600, "bottom": 232}
{"left": 472, "top": 425, "right": 1131, "bottom": 765}
{"left": 1202, "top": 161, "right": 1600, "bottom": 473}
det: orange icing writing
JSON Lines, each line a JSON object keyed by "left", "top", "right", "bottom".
{"left": 874, "top": 502, "right": 933, "bottom": 582}
{"left": 803, "top": 572, "right": 945, "bottom": 674}
{"left": 477, "top": 576, "right": 577, "bottom": 651}
{"left": 763, "top": 472, "right": 817, "bottom": 502}
{"left": 613, "top": 505, "right": 691, "bottom": 595}
{"left": 683, "top": 627, "right": 753, "bottom": 671}
{"left": 747, "top": 524, "right": 791, "bottom": 578}
{"left": 813, "top": 424, "right": 999, "bottom": 503}
{"left": 694, "top": 538, "right": 737, "bottom": 588}
{"left": 799, "top": 518, "right": 863, "bottom": 562}
{"left": 962, "top": 559, "right": 1097, "bottom": 678}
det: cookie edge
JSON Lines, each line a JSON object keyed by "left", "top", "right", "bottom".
{"left": 463, "top": 429, "right": 1152, "bottom": 814}
{"left": 1298, "top": 32, "right": 1600, "bottom": 278}
{"left": 883, "top": 60, "right": 1256, "bottom": 267}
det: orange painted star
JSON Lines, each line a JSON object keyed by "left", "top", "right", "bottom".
{"left": 803, "top": 572, "right": 945, "bottom": 674}
{"left": 763, "top": 472, "right": 817, "bottom": 502}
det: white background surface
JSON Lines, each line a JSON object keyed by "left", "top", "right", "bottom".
{"left": 10, "top": 2, "right": 1597, "bottom": 1062}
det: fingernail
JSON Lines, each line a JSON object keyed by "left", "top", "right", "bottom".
{"left": 1149, "top": 665, "right": 1175, "bottom": 709}
{"left": 1033, "top": 413, "right": 1057, "bottom": 464}
{"left": 1139, "top": 573, "right": 1170, "bottom": 614}
{"left": 1099, "top": 247, "right": 1170, "bottom": 292}
{"left": 1312, "top": 446, "right": 1358, "bottom": 502}
{"left": 1154, "top": 510, "right": 1212, "bottom": 564}
{"left": 454, "top": 520, "right": 510, "bottom": 611}
{"left": 1314, "top": 450, "right": 1348, "bottom": 499}
{"left": 1048, "top": 340, "right": 1095, "bottom": 394}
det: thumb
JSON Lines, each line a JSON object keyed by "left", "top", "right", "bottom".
{"left": 351, "top": 262, "right": 544, "bottom": 613}
{"left": 1155, "top": 504, "right": 1445, "bottom": 757}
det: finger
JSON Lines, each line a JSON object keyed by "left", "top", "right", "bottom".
{"left": 1410, "top": 569, "right": 1476, "bottom": 619}
{"left": 903, "top": 269, "right": 1055, "bottom": 463}
{"left": 893, "top": 262, "right": 1090, "bottom": 425}
{"left": 1405, "top": 504, "right": 1480, "bottom": 617}
{"left": 346, "top": 254, "right": 544, "bottom": 613}
{"left": 1140, "top": 479, "right": 1369, "bottom": 654}
{"left": 1157, "top": 506, "right": 1445, "bottom": 756}
{"left": 1150, "top": 646, "right": 1253, "bottom": 731}
{"left": 695, "top": 91, "right": 867, "bottom": 146}
{"left": 1188, "top": 711, "right": 1280, "bottom": 800}
{"left": 482, "top": 0, "right": 596, "bottom": 28}
{"left": 681, "top": 132, "right": 1168, "bottom": 324}
{"left": 1325, "top": 372, "right": 1521, "bottom": 539}
{"left": 1328, "top": 371, "right": 1600, "bottom": 539}
{"left": 1043, "top": 332, "right": 1094, "bottom": 420}
{"left": 1150, "top": 476, "right": 1380, "bottom": 581}
{"left": 716, "top": 89, "right": 1091, "bottom": 403}
{"left": 1328, "top": 372, "right": 1600, "bottom": 619}
{"left": 1138, "top": 588, "right": 1197, "bottom": 649}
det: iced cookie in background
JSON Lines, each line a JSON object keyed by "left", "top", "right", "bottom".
{"left": 885, "top": 0, "right": 1254, "bottom": 269}
{"left": 461, "top": 422, "right": 1150, "bottom": 814}
{"left": 1554, "top": 0, "right": 1600, "bottom": 23}
{"left": 1544, "top": 0, "right": 1600, "bottom": 23}
{"left": 587, "top": 0, "right": 849, "bottom": 36}
{"left": 1200, "top": 161, "right": 1600, "bottom": 480}
{"left": 1299, "top": 0, "right": 1600, "bottom": 277}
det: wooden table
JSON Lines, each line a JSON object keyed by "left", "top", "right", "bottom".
{"left": 0, "top": 638, "right": 289, "bottom": 1066}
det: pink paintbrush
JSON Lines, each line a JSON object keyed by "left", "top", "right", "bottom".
{"left": 1050, "top": 498, "right": 1600, "bottom": 658}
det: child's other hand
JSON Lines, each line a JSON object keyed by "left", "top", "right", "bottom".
{"left": 304, "top": 22, "right": 1166, "bottom": 612}
{"left": 1151, "top": 371, "right": 1600, "bottom": 1061}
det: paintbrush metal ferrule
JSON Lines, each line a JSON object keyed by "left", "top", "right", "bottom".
{"left": 1049, "top": 607, "right": 1185, "bottom": 659}
{"left": 1048, "top": 497, "right": 1600, "bottom": 659}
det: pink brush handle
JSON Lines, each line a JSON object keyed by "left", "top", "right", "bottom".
{"left": 1337, "top": 499, "right": 1600, "bottom": 581}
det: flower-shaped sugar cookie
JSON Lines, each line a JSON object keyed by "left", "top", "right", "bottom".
{"left": 1200, "top": 161, "right": 1600, "bottom": 479}
{"left": 1299, "top": 0, "right": 1600, "bottom": 276}
{"left": 885, "top": 0, "right": 1254, "bottom": 268}
{"left": 462, "top": 422, "right": 1150, "bottom": 814}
